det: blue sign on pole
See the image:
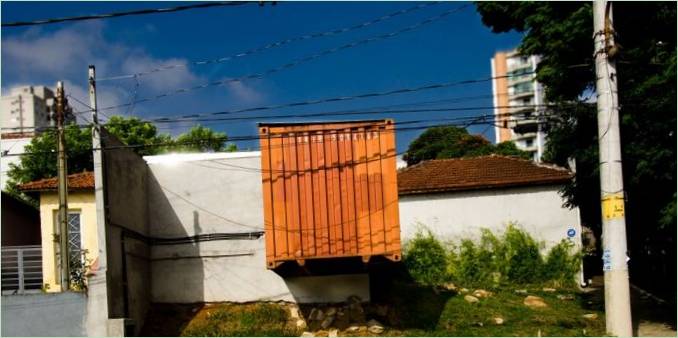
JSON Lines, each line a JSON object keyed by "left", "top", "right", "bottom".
{"left": 567, "top": 228, "right": 576, "bottom": 238}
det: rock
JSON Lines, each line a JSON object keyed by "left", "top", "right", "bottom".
{"left": 347, "top": 303, "right": 365, "bottom": 323}
{"left": 514, "top": 289, "right": 528, "bottom": 295}
{"left": 326, "top": 307, "right": 337, "bottom": 317}
{"left": 296, "top": 319, "right": 308, "bottom": 329}
{"left": 315, "top": 330, "right": 329, "bottom": 337}
{"left": 301, "top": 331, "right": 314, "bottom": 337}
{"left": 493, "top": 317, "right": 504, "bottom": 325}
{"left": 367, "top": 319, "right": 384, "bottom": 334}
{"left": 475, "top": 322, "right": 484, "bottom": 327}
{"left": 557, "top": 294, "right": 575, "bottom": 301}
{"left": 524, "top": 295, "right": 548, "bottom": 308}
{"left": 347, "top": 295, "right": 362, "bottom": 304}
{"left": 310, "top": 308, "right": 325, "bottom": 321}
{"left": 345, "top": 325, "right": 360, "bottom": 333}
{"left": 375, "top": 304, "right": 389, "bottom": 317}
{"left": 328, "top": 329, "right": 338, "bottom": 337}
{"left": 472, "top": 289, "right": 493, "bottom": 298}
{"left": 320, "top": 316, "right": 335, "bottom": 329}
{"left": 542, "top": 287, "right": 557, "bottom": 292}
{"left": 290, "top": 306, "right": 301, "bottom": 319}
{"left": 443, "top": 282, "right": 457, "bottom": 291}
{"left": 460, "top": 288, "right": 469, "bottom": 293}
{"left": 582, "top": 313, "right": 598, "bottom": 320}
{"left": 464, "top": 295, "right": 480, "bottom": 304}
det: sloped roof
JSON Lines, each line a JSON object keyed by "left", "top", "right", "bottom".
{"left": 19, "top": 171, "right": 94, "bottom": 192}
{"left": 397, "top": 155, "right": 572, "bottom": 195}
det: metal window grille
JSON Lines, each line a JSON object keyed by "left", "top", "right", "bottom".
{"left": 1, "top": 245, "right": 43, "bottom": 294}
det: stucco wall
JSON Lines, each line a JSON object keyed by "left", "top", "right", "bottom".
{"left": 101, "top": 128, "right": 151, "bottom": 335}
{"left": 39, "top": 191, "right": 98, "bottom": 292}
{"left": 1, "top": 292, "right": 87, "bottom": 336}
{"left": 398, "top": 185, "right": 582, "bottom": 249}
{"left": 145, "top": 152, "right": 369, "bottom": 304}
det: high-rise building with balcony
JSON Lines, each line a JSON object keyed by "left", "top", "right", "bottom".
{"left": 491, "top": 49, "right": 547, "bottom": 162}
{"left": 1, "top": 86, "right": 74, "bottom": 189}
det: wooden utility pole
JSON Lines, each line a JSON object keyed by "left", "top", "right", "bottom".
{"left": 55, "top": 81, "right": 70, "bottom": 291}
{"left": 592, "top": 1, "right": 633, "bottom": 335}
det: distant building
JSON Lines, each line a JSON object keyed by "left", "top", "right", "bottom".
{"left": 0, "top": 86, "right": 74, "bottom": 189}
{"left": 491, "top": 49, "right": 547, "bottom": 162}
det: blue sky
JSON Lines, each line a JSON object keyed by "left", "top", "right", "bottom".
{"left": 2, "top": 1, "right": 522, "bottom": 151}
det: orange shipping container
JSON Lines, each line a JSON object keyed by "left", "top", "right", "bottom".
{"left": 259, "top": 120, "right": 401, "bottom": 269}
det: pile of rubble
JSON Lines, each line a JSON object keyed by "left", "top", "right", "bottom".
{"left": 291, "top": 295, "right": 389, "bottom": 337}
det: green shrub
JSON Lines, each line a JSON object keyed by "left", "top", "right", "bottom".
{"left": 409, "top": 223, "right": 582, "bottom": 288}
{"left": 502, "top": 225, "right": 544, "bottom": 284}
{"left": 542, "top": 239, "right": 582, "bottom": 287}
{"left": 403, "top": 228, "right": 448, "bottom": 286}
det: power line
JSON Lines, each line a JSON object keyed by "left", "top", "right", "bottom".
{"left": 2, "top": 113, "right": 556, "bottom": 158}
{"left": 103, "top": 72, "right": 524, "bottom": 120}
{"left": 0, "top": 100, "right": 571, "bottom": 132}
{"left": 97, "top": 4, "right": 470, "bottom": 112}
{"left": 2, "top": 1, "right": 254, "bottom": 27}
{"left": 0, "top": 98, "right": 586, "bottom": 134}
{"left": 98, "top": 2, "right": 443, "bottom": 81}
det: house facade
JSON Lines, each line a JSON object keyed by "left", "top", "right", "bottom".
{"left": 398, "top": 155, "right": 582, "bottom": 252}
{"left": 19, "top": 172, "right": 97, "bottom": 292}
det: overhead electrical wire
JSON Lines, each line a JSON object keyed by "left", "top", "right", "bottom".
{"left": 0, "top": 99, "right": 575, "bottom": 132}
{"left": 2, "top": 1, "right": 254, "bottom": 27}
{"left": 96, "top": 4, "right": 471, "bottom": 112}
{"left": 101, "top": 73, "right": 528, "bottom": 120}
{"left": 2, "top": 112, "right": 558, "bottom": 158}
{"left": 98, "top": 1, "right": 443, "bottom": 81}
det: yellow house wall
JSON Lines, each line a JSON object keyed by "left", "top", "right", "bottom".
{"left": 39, "top": 191, "right": 97, "bottom": 292}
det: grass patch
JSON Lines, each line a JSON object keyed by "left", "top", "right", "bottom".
{"left": 379, "top": 285, "right": 606, "bottom": 337}
{"left": 180, "top": 303, "right": 298, "bottom": 337}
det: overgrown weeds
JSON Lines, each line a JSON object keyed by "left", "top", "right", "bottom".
{"left": 404, "top": 223, "right": 582, "bottom": 289}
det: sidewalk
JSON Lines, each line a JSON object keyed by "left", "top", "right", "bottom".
{"left": 586, "top": 275, "right": 676, "bottom": 337}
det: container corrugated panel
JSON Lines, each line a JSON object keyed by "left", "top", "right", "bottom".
{"left": 259, "top": 120, "right": 401, "bottom": 269}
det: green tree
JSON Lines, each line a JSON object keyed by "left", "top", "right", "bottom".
{"left": 6, "top": 124, "right": 93, "bottom": 205}
{"left": 403, "top": 126, "right": 531, "bottom": 166}
{"left": 5, "top": 117, "right": 236, "bottom": 204}
{"left": 476, "top": 2, "right": 676, "bottom": 300}
{"left": 172, "top": 125, "right": 237, "bottom": 153}
{"left": 104, "top": 116, "right": 173, "bottom": 156}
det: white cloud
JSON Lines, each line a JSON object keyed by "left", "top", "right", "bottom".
{"left": 226, "top": 80, "right": 265, "bottom": 105}
{"left": 2, "top": 21, "right": 268, "bottom": 118}
{"left": 120, "top": 55, "right": 200, "bottom": 92}
{"left": 2, "top": 21, "right": 202, "bottom": 99}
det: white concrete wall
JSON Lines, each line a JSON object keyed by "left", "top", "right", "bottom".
{"left": 399, "top": 185, "right": 582, "bottom": 250}
{"left": 145, "top": 152, "right": 369, "bottom": 304}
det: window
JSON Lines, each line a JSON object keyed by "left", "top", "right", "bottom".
{"left": 67, "top": 213, "right": 83, "bottom": 265}
{"left": 513, "top": 82, "right": 533, "bottom": 94}
{"left": 53, "top": 211, "right": 83, "bottom": 282}
{"left": 525, "top": 139, "right": 534, "bottom": 148}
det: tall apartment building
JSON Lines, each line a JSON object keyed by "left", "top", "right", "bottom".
{"left": 491, "top": 49, "right": 547, "bottom": 162}
{"left": 1, "top": 86, "right": 74, "bottom": 189}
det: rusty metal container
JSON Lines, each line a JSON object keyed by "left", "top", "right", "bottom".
{"left": 259, "top": 120, "right": 401, "bottom": 269}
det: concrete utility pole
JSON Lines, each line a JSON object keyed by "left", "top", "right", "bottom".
{"left": 592, "top": 1, "right": 633, "bottom": 335}
{"left": 55, "top": 81, "right": 70, "bottom": 291}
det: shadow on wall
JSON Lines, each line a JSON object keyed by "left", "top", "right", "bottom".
{"left": 145, "top": 171, "right": 205, "bottom": 304}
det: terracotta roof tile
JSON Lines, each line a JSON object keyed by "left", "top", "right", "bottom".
{"left": 19, "top": 171, "right": 95, "bottom": 192}
{"left": 397, "top": 155, "right": 572, "bottom": 195}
